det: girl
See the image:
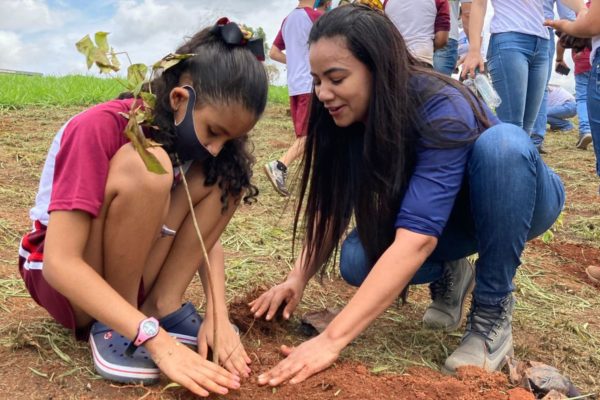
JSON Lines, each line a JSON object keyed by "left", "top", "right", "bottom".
{"left": 462, "top": 0, "right": 551, "bottom": 151}
{"left": 250, "top": 4, "right": 564, "bottom": 385}
{"left": 18, "top": 20, "right": 267, "bottom": 397}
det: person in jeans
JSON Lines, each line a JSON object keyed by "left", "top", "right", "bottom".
{"left": 546, "top": 0, "right": 600, "bottom": 281}
{"left": 570, "top": 17, "right": 594, "bottom": 149}
{"left": 531, "top": 0, "right": 576, "bottom": 152}
{"left": 264, "top": 1, "right": 323, "bottom": 196}
{"left": 463, "top": 0, "right": 551, "bottom": 152}
{"left": 250, "top": 5, "right": 565, "bottom": 385}
{"left": 434, "top": 0, "right": 472, "bottom": 76}
{"left": 545, "top": 84, "right": 577, "bottom": 130}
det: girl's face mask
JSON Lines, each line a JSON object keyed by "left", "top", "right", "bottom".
{"left": 174, "top": 85, "right": 215, "bottom": 163}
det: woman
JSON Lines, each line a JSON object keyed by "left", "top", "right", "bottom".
{"left": 250, "top": 4, "right": 565, "bottom": 385}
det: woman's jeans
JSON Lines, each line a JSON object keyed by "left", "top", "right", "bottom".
{"left": 588, "top": 51, "right": 600, "bottom": 176}
{"left": 531, "top": 28, "right": 556, "bottom": 143}
{"left": 339, "top": 124, "right": 565, "bottom": 306}
{"left": 547, "top": 100, "right": 577, "bottom": 131}
{"left": 433, "top": 38, "right": 459, "bottom": 76}
{"left": 487, "top": 32, "right": 550, "bottom": 137}
{"left": 575, "top": 71, "right": 591, "bottom": 136}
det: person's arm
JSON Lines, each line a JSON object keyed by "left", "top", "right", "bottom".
{"left": 434, "top": 31, "right": 450, "bottom": 49}
{"left": 257, "top": 229, "right": 437, "bottom": 386}
{"left": 198, "top": 241, "right": 252, "bottom": 378}
{"left": 555, "top": 41, "right": 570, "bottom": 72}
{"left": 462, "top": 0, "right": 487, "bottom": 77}
{"left": 461, "top": 1, "right": 472, "bottom": 38}
{"left": 559, "top": 0, "right": 586, "bottom": 13}
{"left": 269, "top": 45, "right": 287, "bottom": 64}
{"left": 545, "top": 0, "right": 600, "bottom": 36}
{"left": 434, "top": 0, "right": 451, "bottom": 49}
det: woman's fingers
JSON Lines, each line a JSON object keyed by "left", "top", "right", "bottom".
{"left": 258, "top": 356, "right": 305, "bottom": 386}
{"left": 199, "top": 338, "right": 209, "bottom": 359}
{"left": 280, "top": 344, "right": 294, "bottom": 356}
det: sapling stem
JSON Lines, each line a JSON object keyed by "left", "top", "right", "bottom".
{"left": 178, "top": 164, "right": 219, "bottom": 364}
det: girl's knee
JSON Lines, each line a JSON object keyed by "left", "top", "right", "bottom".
{"left": 109, "top": 144, "right": 173, "bottom": 196}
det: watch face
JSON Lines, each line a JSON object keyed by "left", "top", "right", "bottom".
{"left": 141, "top": 320, "right": 159, "bottom": 336}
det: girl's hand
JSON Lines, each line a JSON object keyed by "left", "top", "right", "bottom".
{"left": 149, "top": 333, "right": 241, "bottom": 397}
{"left": 461, "top": 49, "right": 485, "bottom": 79}
{"left": 249, "top": 275, "right": 306, "bottom": 320}
{"left": 198, "top": 316, "right": 252, "bottom": 378}
{"left": 256, "top": 334, "right": 342, "bottom": 386}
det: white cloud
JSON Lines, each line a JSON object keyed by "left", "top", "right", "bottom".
{"left": 0, "top": 31, "right": 25, "bottom": 67}
{"left": 0, "top": 0, "right": 67, "bottom": 32}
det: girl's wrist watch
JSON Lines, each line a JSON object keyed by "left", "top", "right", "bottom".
{"left": 125, "top": 317, "right": 160, "bottom": 356}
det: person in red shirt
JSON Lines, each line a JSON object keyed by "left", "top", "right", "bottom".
{"left": 18, "top": 20, "right": 267, "bottom": 396}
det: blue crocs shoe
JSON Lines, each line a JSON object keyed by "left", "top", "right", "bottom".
{"left": 160, "top": 302, "right": 203, "bottom": 346}
{"left": 159, "top": 303, "right": 240, "bottom": 347}
{"left": 89, "top": 321, "right": 160, "bottom": 385}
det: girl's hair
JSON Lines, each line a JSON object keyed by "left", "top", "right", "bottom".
{"left": 295, "top": 4, "right": 492, "bottom": 275}
{"left": 149, "top": 26, "right": 268, "bottom": 210}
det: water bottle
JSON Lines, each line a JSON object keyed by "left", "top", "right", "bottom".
{"left": 473, "top": 73, "right": 502, "bottom": 109}
{"left": 463, "top": 77, "right": 478, "bottom": 96}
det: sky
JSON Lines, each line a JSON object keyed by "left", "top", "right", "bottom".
{"left": 0, "top": 0, "right": 576, "bottom": 91}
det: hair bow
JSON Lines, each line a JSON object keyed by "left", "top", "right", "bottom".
{"left": 210, "top": 17, "right": 265, "bottom": 61}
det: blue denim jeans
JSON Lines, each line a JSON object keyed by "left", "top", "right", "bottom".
{"left": 575, "top": 71, "right": 591, "bottom": 136}
{"left": 547, "top": 100, "right": 577, "bottom": 130}
{"left": 339, "top": 124, "right": 565, "bottom": 305}
{"left": 433, "top": 38, "right": 459, "bottom": 76}
{"left": 487, "top": 32, "right": 550, "bottom": 137}
{"left": 589, "top": 51, "right": 600, "bottom": 176}
{"left": 531, "top": 28, "right": 556, "bottom": 143}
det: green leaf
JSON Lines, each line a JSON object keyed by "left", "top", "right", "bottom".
{"left": 94, "top": 31, "right": 110, "bottom": 53}
{"left": 541, "top": 230, "right": 554, "bottom": 244}
{"left": 122, "top": 110, "right": 167, "bottom": 175}
{"left": 75, "top": 35, "right": 95, "bottom": 69}
{"left": 127, "top": 63, "right": 148, "bottom": 93}
{"left": 140, "top": 92, "right": 156, "bottom": 109}
{"left": 91, "top": 47, "right": 115, "bottom": 71}
{"left": 152, "top": 53, "right": 195, "bottom": 72}
{"left": 109, "top": 48, "right": 121, "bottom": 71}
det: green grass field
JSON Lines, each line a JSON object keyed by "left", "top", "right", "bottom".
{"left": 0, "top": 74, "right": 289, "bottom": 108}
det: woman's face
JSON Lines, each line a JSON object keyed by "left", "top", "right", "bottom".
{"left": 309, "top": 36, "right": 372, "bottom": 127}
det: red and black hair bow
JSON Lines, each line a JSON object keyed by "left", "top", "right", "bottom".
{"left": 210, "top": 17, "right": 265, "bottom": 61}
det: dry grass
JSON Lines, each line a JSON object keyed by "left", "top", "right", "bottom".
{"left": 0, "top": 105, "right": 599, "bottom": 397}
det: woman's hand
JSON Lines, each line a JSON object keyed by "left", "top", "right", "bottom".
{"left": 461, "top": 49, "right": 485, "bottom": 79}
{"left": 148, "top": 332, "right": 241, "bottom": 397}
{"left": 257, "top": 334, "right": 342, "bottom": 386}
{"left": 198, "top": 316, "right": 252, "bottom": 378}
{"left": 249, "top": 274, "right": 307, "bottom": 320}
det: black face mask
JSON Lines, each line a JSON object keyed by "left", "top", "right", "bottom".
{"left": 174, "top": 86, "right": 215, "bottom": 163}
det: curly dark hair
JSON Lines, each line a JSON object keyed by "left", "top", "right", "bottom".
{"left": 122, "top": 26, "right": 268, "bottom": 211}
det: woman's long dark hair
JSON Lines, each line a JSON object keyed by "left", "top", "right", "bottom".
{"left": 126, "top": 27, "right": 268, "bottom": 210}
{"left": 295, "top": 4, "right": 492, "bottom": 275}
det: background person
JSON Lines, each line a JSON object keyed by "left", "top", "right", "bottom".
{"left": 384, "top": 0, "right": 451, "bottom": 67}
{"left": 546, "top": 84, "right": 578, "bottom": 131}
{"left": 264, "top": 0, "right": 323, "bottom": 196}
{"left": 463, "top": 0, "right": 551, "bottom": 152}
{"left": 434, "top": 0, "right": 473, "bottom": 76}
{"left": 250, "top": 4, "right": 564, "bottom": 386}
